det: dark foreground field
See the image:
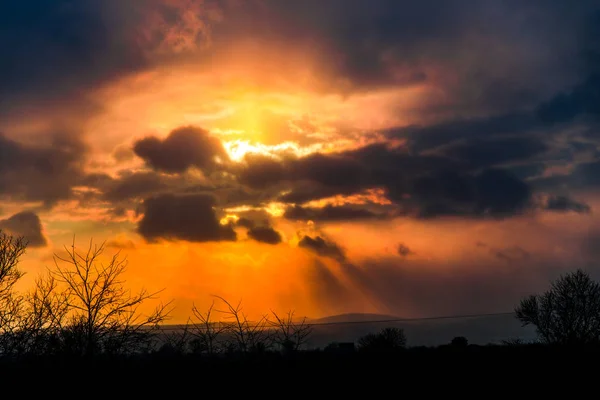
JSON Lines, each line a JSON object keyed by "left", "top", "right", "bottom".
{"left": 2, "top": 345, "right": 599, "bottom": 394}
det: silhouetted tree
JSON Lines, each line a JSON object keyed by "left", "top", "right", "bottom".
{"left": 358, "top": 327, "right": 406, "bottom": 353}
{"left": 0, "top": 233, "right": 27, "bottom": 355}
{"left": 451, "top": 336, "right": 468, "bottom": 347}
{"left": 14, "top": 273, "right": 70, "bottom": 356}
{"left": 215, "top": 296, "right": 271, "bottom": 353}
{"left": 34, "top": 239, "right": 172, "bottom": 356}
{"left": 270, "top": 310, "right": 313, "bottom": 353}
{"left": 190, "top": 301, "right": 227, "bottom": 355}
{"left": 515, "top": 269, "right": 600, "bottom": 345}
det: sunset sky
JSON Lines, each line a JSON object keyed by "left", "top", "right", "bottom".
{"left": 1, "top": 0, "right": 600, "bottom": 322}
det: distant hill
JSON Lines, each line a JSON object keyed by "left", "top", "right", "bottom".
{"left": 310, "top": 313, "right": 401, "bottom": 324}
{"left": 305, "top": 312, "right": 537, "bottom": 349}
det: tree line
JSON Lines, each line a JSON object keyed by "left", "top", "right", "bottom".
{"left": 1, "top": 230, "right": 600, "bottom": 360}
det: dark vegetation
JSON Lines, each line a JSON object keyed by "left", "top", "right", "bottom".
{"left": 1, "top": 231, "right": 600, "bottom": 385}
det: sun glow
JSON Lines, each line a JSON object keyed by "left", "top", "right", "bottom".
{"left": 222, "top": 139, "right": 321, "bottom": 162}
{"left": 219, "top": 214, "right": 240, "bottom": 226}
{"left": 223, "top": 202, "right": 288, "bottom": 218}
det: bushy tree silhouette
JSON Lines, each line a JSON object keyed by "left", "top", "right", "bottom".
{"left": 358, "top": 327, "right": 406, "bottom": 352}
{"left": 515, "top": 269, "right": 600, "bottom": 345}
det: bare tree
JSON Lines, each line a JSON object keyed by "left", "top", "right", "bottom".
{"left": 214, "top": 296, "right": 271, "bottom": 353}
{"left": 0, "top": 233, "right": 28, "bottom": 355}
{"left": 15, "top": 273, "right": 71, "bottom": 356}
{"left": 515, "top": 269, "right": 600, "bottom": 345}
{"left": 270, "top": 310, "right": 312, "bottom": 353}
{"left": 189, "top": 301, "right": 227, "bottom": 355}
{"left": 44, "top": 239, "right": 172, "bottom": 356}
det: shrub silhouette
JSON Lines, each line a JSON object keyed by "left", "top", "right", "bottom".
{"left": 515, "top": 269, "right": 600, "bottom": 345}
{"left": 358, "top": 327, "right": 406, "bottom": 352}
{"left": 451, "top": 336, "right": 468, "bottom": 347}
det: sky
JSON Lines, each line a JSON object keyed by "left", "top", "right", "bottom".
{"left": 1, "top": 0, "right": 600, "bottom": 323}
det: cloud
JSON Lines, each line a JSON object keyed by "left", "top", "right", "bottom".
{"left": 102, "top": 172, "right": 170, "bottom": 202}
{"left": 0, "top": 0, "right": 149, "bottom": 119}
{"left": 391, "top": 113, "right": 538, "bottom": 153}
{"left": 537, "top": 74, "right": 600, "bottom": 125}
{"left": 544, "top": 195, "right": 591, "bottom": 213}
{"left": 211, "top": 0, "right": 592, "bottom": 108}
{"left": 284, "top": 205, "right": 380, "bottom": 222}
{"left": 492, "top": 246, "right": 531, "bottom": 263}
{"left": 236, "top": 154, "right": 289, "bottom": 190}
{"left": 133, "top": 127, "right": 229, "bottom": 173}
{"left": 0, "top": 133, "right": 87, "bottom": 206}
{"left": 0, "top": 0, "right": 224, "bottom": 120}
{"left": 138, "top": 193, "right": 236, "bottom": 243}
{"left": 439, "top": 136, "right": 548, "bottom": 170}
{"left": 236, "top": 218, "right": 255, "bottom": 229}
{"left": 0, "top": 212, "right": 47, "bottom": 247}
{"left": 247, "top": 226, "right": 282, "bottom": 245}
{"left": 237, "top": 142, "right": 534, "bottom": 219}
{"left": 298, "top": 235, "right": 346, "bottom": 262}
{"left": 397, "top": 244, "right": 414, "bottom": 257}
{"left": 106, "top": 239, "right": 137, "bottom": 250}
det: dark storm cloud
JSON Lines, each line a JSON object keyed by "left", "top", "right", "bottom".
{"left": 3, "top": 0, "right": 596, "bottom": 225}
{"left": 237, "top": 152, "right": 363, "bottom": 192}
{"left": 102, "top": 172, "right": 169, "bottom": 202}
{"left": 439, "top": 136, "right": 548, "bottom": 170}
{"left": 235, "top": 155, "right": 288, "bottom": 190}
{"left": 0, "top": 212, "right": 47, "bottom": 248}
{"left": 0, "top": 0, "right": 149, "bottom": 117}
{"left": 534, "top": 161, "right": 600, "bottom": 192}
{"left": 307, "top": 2, "right": 598, "bottom": 212}
{"left": 544, "top": 195, "right": 591, "bottom": 214}
{"left": 236, "top": 218, "right": 255, "bottom": 229}
{"left": 247, "top": 226, "right": 282, "bottom": 245}
{"left": 298, "top": 236, "right": 346, "bottom": 262}
{"left": 138, "top": 194, "right": 236, "bottom": 243}
{"left": 214, "top": 0, "right": 591, "bottom": 109}
{"left": 284, "top": 205, "right": 380, "bottom": 222}
{"left": 2, "top": 0, "right": 597, "bottom": 117}
{"left": 238, "top": 142, "right": 534, "bottom": 219}
{"left": 0, "top": 133, "right": 87, "bottom": 206}
{"left": 536, "top": 74, "right": 600, "bottom": 125}
{"left": 392, "top": 113, "right": 538, "bottom": 153}
{"left": 413, "top": 169, "right": 532, "bottom": 218}
{"left": 133, "top": 127, "right": 229, "bottom": 174}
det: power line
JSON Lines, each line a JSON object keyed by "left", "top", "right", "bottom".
{"left": 156, "top": 311, "right": 514, "bottom": 332}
